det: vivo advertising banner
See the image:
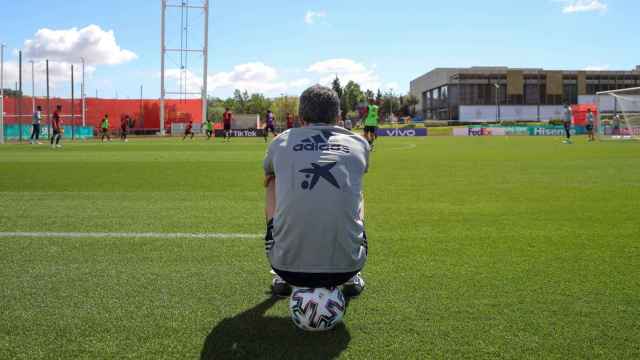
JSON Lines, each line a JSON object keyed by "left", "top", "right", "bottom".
{"left": 376, "top": 128, "right": 427, "bottom": 137}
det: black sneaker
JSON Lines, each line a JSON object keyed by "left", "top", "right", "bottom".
{"left": 342, "top": 273, "right": 365, "bottom": 297}
{"left": 271, "top": 274, "right": 292, "bottom": 298}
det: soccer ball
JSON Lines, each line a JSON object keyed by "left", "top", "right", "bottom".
{"left": 289, "top": 287, "right": 346, "bottom": 331}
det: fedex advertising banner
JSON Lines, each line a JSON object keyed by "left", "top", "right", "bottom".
{"left": 453, "top": 127, "right": 506, "bottom": 136}
{"left": 376, "top": 128, "right": 427, "bottom": 137}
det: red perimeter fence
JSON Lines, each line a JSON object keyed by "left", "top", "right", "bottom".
{"left": 1, "top": 96, "right": 202, "bottom": 131}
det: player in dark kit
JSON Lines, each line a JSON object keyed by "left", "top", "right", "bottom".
{"left": 223, "top": 108, "right": 233, "bottom": 142}
{"left": 120, "top": 115, "right": 130, "bottom": 142}
{"left": 286, "top": 112, "right": 294, "bottom": 129}
{"left": 263, "top": 110, "right": 277, "bottom": 142}
{"left": 183, "top": 120, "right": 195, "bottom": 140}
{"left": 50, "top": 105, "right": 63, "bottom": 149}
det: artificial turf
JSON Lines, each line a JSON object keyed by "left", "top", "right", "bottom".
{"left": 0, "top": 136, "right": 639, "bottom": 359}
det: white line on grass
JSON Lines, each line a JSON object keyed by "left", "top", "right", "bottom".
{"left": 388, "top": 143, "right": 417, "bottom": 150}
{"left": 0, "top": 232, "right": 262, "bottom": 239}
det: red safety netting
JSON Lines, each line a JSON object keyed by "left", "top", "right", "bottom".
{"left": 1, "top": 96, "right": 202, "bottom": 130}
{"left": 571, "top": 104, "right": 598, "bottom": 126}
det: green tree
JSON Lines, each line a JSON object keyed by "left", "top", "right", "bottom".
{"left": 376, "top": 89, "right": 383, "bottom": 103}
{"left": 332, "top": 77, "right": 347, "bottom": 119}
{"left": 343, "top": 81, "right": 364, "bottom": 116}
{"left": 233, "top": 89, "right": 250, "bottom": 113}
{"left": 247, "top": 93, "right": 272, "bottom": 115}
{"left": 405, "top": 94, "right": 419, "bottom": 116}
{"left": 364, "top": 89, "right": 374, "bottom": 101}
{"left": 272, "top": 95, "right": 299, "bottom": 126}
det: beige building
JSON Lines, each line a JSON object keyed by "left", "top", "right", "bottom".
{"left": 410, "top": 66, "right": 640, "bottom": 122}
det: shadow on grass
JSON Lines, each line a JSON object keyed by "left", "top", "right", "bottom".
{"left": 200, "top": 296, "right": 351, "bottom": 359}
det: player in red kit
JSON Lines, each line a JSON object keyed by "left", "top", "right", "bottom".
{"left": 183, "top": 120, "right": 194, "bottom": 140}
{"left": 50, "top": 105, "right": 63, "bottom": 149}
{"left": 286, "top": 112, "right": 294, "bottom": 129}
{"left": 223, "top": 108, "right": 233, "bottom": 142}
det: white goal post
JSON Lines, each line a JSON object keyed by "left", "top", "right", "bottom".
{"left": 596, "top": 87, "right": 640, "bottom": 140}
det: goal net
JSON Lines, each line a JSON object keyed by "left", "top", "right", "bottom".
{"left": 596, "top": 87, "right": 640, "bottom": 140}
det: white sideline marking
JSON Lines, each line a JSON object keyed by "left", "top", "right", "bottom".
{"left": 388, "top": 143, "right": 417, "bottom": 150}
{"left": 0, "top": 232, "right": 261, "bottom": 239}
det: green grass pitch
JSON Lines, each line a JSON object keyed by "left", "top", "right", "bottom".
{"left": 1, "top": 136, "right": 639, "bottom": 359}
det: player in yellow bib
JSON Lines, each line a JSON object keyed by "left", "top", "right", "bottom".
{"left": 362, "top": 99, "right": 379, "bottom": 148}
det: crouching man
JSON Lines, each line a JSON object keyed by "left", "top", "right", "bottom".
{"left": 263, "top": 85, "right": 370, "bottom": 298}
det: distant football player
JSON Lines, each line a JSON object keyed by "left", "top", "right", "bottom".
{"left": 30, "top": 106, "right": 43, "bottom": 144}
{"left": 183, "top": 120, "right": 195, "bottom": 140}
{"left": 586, "top": 108, "right": 595, "bottom": 142}
{"left": 263, "top": 110, "right": 277, "bottom": 142}
{"left": 562, "top": 104, "right": 573, "bottom": 144}
{"left": 264, "top": 84, "right": 370, "bottom": 298}
{"left": 613, "top": 113, "right": 621, "bottom": 136}
{"left": 223, "top": 108, "right": 233, "bottom": 142}
{"left": 286, "top": 112, "right": 294, "bottom": 130}
{"left": 120, "top": 115, "right": 129, "bottom": 142}
{"left": 50, "top": 105, "right": 63, "bottom": 149}
{"left": 205, "top": 118, "right": 214, "bottom": 140}
{"left": 100, "top": 114, "right": 112, "bottom": 143}
{"left": 362, "top": 98, "right": 379, "bottom": 148}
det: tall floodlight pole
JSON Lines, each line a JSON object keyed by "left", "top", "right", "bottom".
{"left": 0, "top": 44, "right": 5, "bottom": 144}
{"left": 71, "top": 64, "right": 75, "bottom": 140}
{"left": 161, "top": 0, "right": 209, "bottom": 135}
{"left": 494, "top": 82, "right": 500, "bottom": 123}
{"left": 30, "top": 60, "right": 35, "bottom": 114}
{"left": 160, "top": 0, "right": 166, "bottom": 136}
{"left": 46, "top": 60, "right": 50, "bottom": 139}
{"left": 18, "top": 50, "right": 22, "bottom": 143}
{"left": 81, "top": 57, "right": 86, "bottom": 126}
{"left": 202, "top": 0, "right": 209, "bottom": 124}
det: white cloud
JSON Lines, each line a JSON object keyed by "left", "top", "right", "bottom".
{"left": 23, "top": 25, "right": 137, "bottom": 65}
{"left": 583, "top": 65, "right": 610, "bottom": 71}
{"left": 304, "top": 10, "right": 326, "bottom": 25}
{"left": 561, "top": 0, "right": 607, "bottom": 13}
{"left": 208, "top": 62, "right": 287, "bottom": 93}
{"left": 307, "top": 58, "right": 382, "bottom": 90}
{"left": 164, "top": 63, "right": 310, "bottom": 96}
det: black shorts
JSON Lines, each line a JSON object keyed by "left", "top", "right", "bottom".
{"left": 364, "top": 126, "right": 377, "bottom": 134}
{"left": 185, "top": 129, "right": 193, "bottom": 135}
{"left": 265, "top": 219, "right": 361, "bottom": 288}
{"left": 224, "top": 124, "right": 231, "bottom": 131}
{"left": 265, "top": 124, "right": 275, "bottom": 133}
{"left": 586, "top": 124, "right": 594, "bottom": 131}
{"left": 273, "top": 268, "right": 360, "bottom": 288}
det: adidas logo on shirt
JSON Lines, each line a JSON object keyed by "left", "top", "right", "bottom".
{"left": 292, "top": 132, "right": 350, "bottom": 154}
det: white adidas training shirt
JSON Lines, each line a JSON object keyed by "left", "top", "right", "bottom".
{"left": 264, "top": 124, "right": 370, "bottom": 273}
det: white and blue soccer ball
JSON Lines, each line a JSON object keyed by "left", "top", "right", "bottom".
{"left": 289, "top": 287, "right": 346, "bottom": 331}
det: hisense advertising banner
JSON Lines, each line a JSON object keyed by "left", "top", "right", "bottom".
{"left": 454, "top": 126, "right": 587, "bottom": 136}
{"left": 376, "top": 128, "right": 427, "bottom": 137}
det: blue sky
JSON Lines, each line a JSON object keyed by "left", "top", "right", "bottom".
{"left": 0, "top": 0, "right": 638, "bottom": 99}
